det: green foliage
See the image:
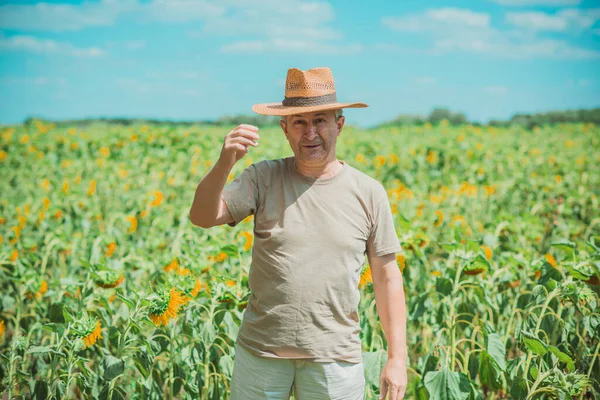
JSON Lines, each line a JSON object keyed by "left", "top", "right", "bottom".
{"left": 0, "top": 121, "right": 599, "bottom": 399}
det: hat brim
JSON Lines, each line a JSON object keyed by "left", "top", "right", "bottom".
{"left": 252, "top": 102, "right": 368, "bottom": 116}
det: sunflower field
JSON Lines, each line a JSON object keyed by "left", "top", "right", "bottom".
{"left": 0, "top": 120, "right": 599, "bottom": 399}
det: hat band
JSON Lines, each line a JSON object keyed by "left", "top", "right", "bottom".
{"left": 282, "top": 92, "right": 337, "bottom": 107}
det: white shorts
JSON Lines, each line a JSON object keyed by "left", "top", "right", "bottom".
{"left": 229, "top": 341, "right": 366, "bottom": 400}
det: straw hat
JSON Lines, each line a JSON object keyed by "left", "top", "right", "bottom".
{"left": 252, "top": 67, "right": 368, "bottom": 116}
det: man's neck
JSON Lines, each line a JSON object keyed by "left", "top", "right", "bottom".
{"left": 294, "top": 158, "right": 343, "bottom": 179}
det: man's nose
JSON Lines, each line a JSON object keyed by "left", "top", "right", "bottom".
{"left": 304, "top": 123, "right": 318, "bottom": 140}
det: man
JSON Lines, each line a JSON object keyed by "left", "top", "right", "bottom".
{"left": 189, "top": 67, "right": 408, "bottom": 400}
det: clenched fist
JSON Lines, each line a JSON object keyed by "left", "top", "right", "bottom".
{"left": 219, "top": 124, "right": 260, "bottom": 168}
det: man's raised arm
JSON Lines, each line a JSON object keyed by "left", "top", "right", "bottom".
{"left": 189, "top": 124, "right": 259, "bottom": 228}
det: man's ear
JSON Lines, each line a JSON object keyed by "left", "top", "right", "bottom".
{"left": 336, "top": 116, "right": 345, "bottom": 136}
{"left": 280, "top": 119, "right": 288, "bottom": 138}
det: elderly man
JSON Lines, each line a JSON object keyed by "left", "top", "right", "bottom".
{"left": 189, "top": 67, "right": 407, "bottom": 400}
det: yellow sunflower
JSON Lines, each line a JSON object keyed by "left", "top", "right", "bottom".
{"left": 74, "top": 317, "right": 102, "bottom": 349}
{"left": 83, "top": 321, "right": 102, "bottom": 349}
{"left": 95, "top": 270, "right": 124, "bottom": 289}
{"left": 358, "top": 267, "right": 372, "bottom": 288}
{"left": 149, "top": 288, "right": 187, "bottom": 327}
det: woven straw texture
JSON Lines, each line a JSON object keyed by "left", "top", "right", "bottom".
{"left": 252, "top": 67, "right": 368, "bottom": 116}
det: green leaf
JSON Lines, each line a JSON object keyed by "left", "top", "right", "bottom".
{"left": 424, "top": 368, "right": 470, "bottom": 400}
{"left": 548, "top": 346, "right": 573, "bottom": 365}
{"left": 567, "top": 266, "right": 591, "bottom": 280}
{"left": 471, "top": 254, "right": 491, "bottom": 270}
{"left": 530, "top": 365, "right": 538, "bottom": 380}
{"left": 47, "top": 303, "right": 65, "bottom": 323}
{"left": 108, "top": 326, "right": 120, "bottom": 349}
{"left": 103, "top": 355, "right": 125, "bottom": 381}
{"left": 201, "top": 321, "right": 216, "bottom": 347}
{"left": 220, "top": 244, "right": 239, "bottom": 257}
{"left": 510, "top": 376, "right": 528, "bottom": 400}
{"left": 521, "top": 331, "right": 548, "bottom": 356}
{"left": 487, "top": 333, "right": 506, "bottom": 371}
{"left": 423, "top": 353, "right": 440, "bottom": 375}
{"left": 62, "top": 307, "right": 74, "bottom": 323}
{"left": 436, "top": 277, "right": 453, "bottom": 296}
{"left": 440, "top": 242, "right": 459, "bottom": 252}
{"left": 53, "top": 380, "right": 66, "bottom": 399}
{"left": 26, "top": 346, "right": 53, "bottom": 355}
{"left": 479, "top": 351, "right": 502, "bottom": 390}
{"left": 362, "top": 350, "right": 388, "bottom": 389}
{"left": 111, "top": 387, "right": 127, "bottom": 400}
{"left": 99, "top": 383, "right": 109, "bottom": 400}
{"left": 117, "top": 292, "right": 135, "bottom": 309}
{"left": 219, "top": 354, "right": 235, "bottom": 379}
{"left": 550, "top": 240, "right": 576, "bottom": 260}
{"left": 465, "top": 239, "right": 480, "bottom": 254}
{"left": 34, "top": 380, "right": 48, "bottom": 400}
{"left": 220, "top": 312, "right": 239, "bottom": 343}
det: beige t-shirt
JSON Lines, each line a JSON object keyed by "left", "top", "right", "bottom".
{"left": 222, "top": 157, "right": 402, "bottom": 363}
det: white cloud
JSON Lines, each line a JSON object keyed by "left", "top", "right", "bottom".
{"left": 0, "top": 0, "right": 222, "bottom": 31}
{"left": 506, "top": 12, "right": 567, "bottom": 30}
{"left": 140, "top": 0, "right": 224, "bottom": 23}
{"left": 490, "top": 0, "right": 581, "bottom": 5}
{"left": 382, "top": 8, "right": 490, "bottom": 32}
{"left": 432, "top": 37, "right": 600, "bottom": 58}
{"left": 0, "top": 0, "right": 138, "bottom": 31}
{"left": 209, "top": 0, "right": 362, "bottom": 54}
{"left": 506, "top": 8, "right": 600, "bottom": 32}
{"left": 485, "top": 85, "right": 508, "bottom": 95}
{"left": 221, "top": 39, "right": 362, "bottom": 54}
{"left": 0, "top": 0, "right": 351, "bottom": 55}
{"left": 0, "top": 34, "right": 105, "bottom": 57}
{"left": 201, "top": 0, "right": 344, "bottom": 44}
{"left": 381, "top": 7, "right": 600, "bottom": 59}
{"left": 427, "top": 8, "right": 490, "bottom": 27}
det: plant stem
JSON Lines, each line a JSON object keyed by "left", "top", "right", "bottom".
{"left": 7, "top": 305, "right": 22, "bottom": 399}
{"left": 526, "top": 368, "right": 555, "bottom": 399}
{"left": 522, "top": 290, "right": 557, "bottom": 383}
{"left": 579, "top": 339, "right": 600, "bottom": 400}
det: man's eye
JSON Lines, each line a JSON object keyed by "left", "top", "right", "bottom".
{"left": 294, "top": 120, "right": 305, "bottom": 125}
{"left": 315, "top": 118, "right": 325, "bottom": 123}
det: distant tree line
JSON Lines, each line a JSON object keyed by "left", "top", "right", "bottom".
{"left": 377, "top": 107, "right": 600, "bottom": 129}
{"left": 21, "top": 114, "right": 281, "bottom": 128}
{"left": 18, "top": 107, "right": 599, "bottom": 130}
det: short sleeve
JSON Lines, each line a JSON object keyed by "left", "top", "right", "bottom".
{"left": 366, "top": 191, "right": 403, "bottom": 257}
{"left": 221, "top": 165, "right": 259, "bottom": 227}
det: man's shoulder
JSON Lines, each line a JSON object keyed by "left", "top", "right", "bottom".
{"left": 249, "top": 157, "right": 290, "bottom": 174}
{"left": 243, "top": 157, "right": 291, "bottom": 183}
{"left": 344, "top": 162, "right": 386, "bottom": 194}
{"left": 251, "top": 157, "right": 289, "bottom": 169}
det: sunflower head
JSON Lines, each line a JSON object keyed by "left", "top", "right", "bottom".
{"left": 95, "top": 269, "right": 124, "bottom": 288}
{"left": 148, "top": 288, "right": 188, "bottom": 327}
{"left": 73, "top": 316, "right": 102, "bottom": 349}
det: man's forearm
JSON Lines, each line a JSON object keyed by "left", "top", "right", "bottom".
{"left": 189, "top": 158, "right": 233, "bottom": 227}
{"left": 373, "top": 273, "right": 408, "bottom": 361}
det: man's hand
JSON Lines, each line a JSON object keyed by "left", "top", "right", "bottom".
{"left": 379, "top": 357, "right": 407, "bottom": 400}
{"left": 220, "top": 124, "right": 260, "bottom": 168}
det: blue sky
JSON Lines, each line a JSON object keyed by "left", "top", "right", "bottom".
{"left": 0, "top": 0, "right": 599, "bottom": 128}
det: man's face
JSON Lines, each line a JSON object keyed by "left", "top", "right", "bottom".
{"left": 280, "top": 110, "right": 345, "bottom": 164}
